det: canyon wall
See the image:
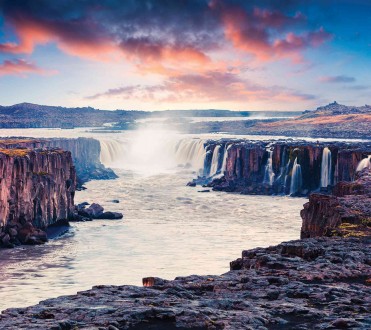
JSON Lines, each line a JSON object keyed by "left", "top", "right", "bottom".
{"left": 200, "top": 140, "right": 370, "bottom": 196}
{"left": 300, "top": 167, "right": 371, "bottom": 238}
{"left": 0, "top": 148, "right": 76, "bottom": 247}
{"left": 0, "top": 138, "right": 117, "bottom": 185}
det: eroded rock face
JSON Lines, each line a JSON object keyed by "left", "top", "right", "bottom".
{"left": 0, "top": 137, "right": 117, "bottom": 185}
{"left": 0, "top": 237, "right": 369, "bottom": 329}
{"left": 0, "top": 149, "right": 76, "bottom": 247}
{"left": 201, "top": 140, "right": 370, "bottom": 196}
{"left": 301, "top": 168, "right": 371, "bottom": 238}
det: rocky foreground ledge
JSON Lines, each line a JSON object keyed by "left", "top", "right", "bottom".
{"left": 0, "top": 237, "right": 370, "bottom": 329}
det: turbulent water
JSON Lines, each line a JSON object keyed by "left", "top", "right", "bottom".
{"left": 0, "top": 124, "right": 333, "bottom": 311}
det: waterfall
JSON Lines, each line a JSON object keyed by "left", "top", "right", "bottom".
{"left": 99, "top": 139, "right": 127, "bottom": 166}
{"left": 263, "top": 149, "right": 275, "bottom": 186}
{"left": 209, "top": 145, "right": 221, "bottom": 177}
{"left": 290, "top": 157, "right": 302, "bottom": 195}
{"left": 356, "top": 155, "right": 371, "bottom": 171}
{"left": 174, "top": 138, "right": 206, "bottom": 174}
{"left": 220, "top": 145, "right": 230, "bottom": 174}
{"left": 98, "top": 134, "right": 207, "bottom": 175}
{"left": 320, "top": 147, "right": 332, "bottom": 187}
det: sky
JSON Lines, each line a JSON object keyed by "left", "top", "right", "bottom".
{"left": 0, "top": 0, "right": 370, "bottom": 111}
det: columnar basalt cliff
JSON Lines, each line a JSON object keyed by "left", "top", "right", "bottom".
{"left": 301, "top": 168, "right": 371, "bottom": 238}
{"left": 196, "top": 140, "right": 371, "bottom": 196}
{"left": 0, "top": 138, "right": 117, "bottom": 185}
{"left": 0, "top": 148, "right": 76, "bottom": 247}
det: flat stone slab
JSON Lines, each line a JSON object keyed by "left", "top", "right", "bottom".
{"left": 1, "top": 236, "right": 370, "bottom": 329}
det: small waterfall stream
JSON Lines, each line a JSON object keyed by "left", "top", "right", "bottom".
{"left": 356, "top": 155, "right": 371, "bottom": 171}
{"left": 320, "top": 147, "right": 332, "bottom": 188}
{"left": 290, "top": 157, "right": 302, "bottom": 195}
{"left": 263, "top": 149, "right": 275, "bottom": 186}
{"left": 209, "top": 145, "right": 221, "bottom": 177}
{"left": 220, "top": 145, "right": 230, "bottom": 174}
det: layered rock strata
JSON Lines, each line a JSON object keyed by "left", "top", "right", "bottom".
{"left": 0, "top": 137, "right": 117, "bottom": 185}
{"left": 197, "top": 140, "right": 370, "bottom": 196}
{"left": 0, "top": 148, "right": 76, "bottom": 247}
{"left": 301, "top": 168, "right": 371, "bottom": 238}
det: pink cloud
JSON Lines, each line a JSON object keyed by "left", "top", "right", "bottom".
{"left": 221, "top": 5, "right": 332, "bottom": 63}
{"left": 86, "top": 70, "right": 316, "bottom": 104}
{"left": 0, "top": 59, "right": 56, "bottom": 77}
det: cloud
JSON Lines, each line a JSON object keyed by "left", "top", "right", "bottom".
{"left": 0, "top": 58, "right": 56, "bottom": 77}
{"left": 86, "top": 70, "right": 316, "bottom": 104}
{"left": 0, "top": 0, "right": 332, "bottom": 67}
{"left": 319, "top": 75, "right": 356, "bottom": 83}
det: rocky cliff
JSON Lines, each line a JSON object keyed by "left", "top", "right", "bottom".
{"left": 0, "top": 148, "right": 76, "bottom": 247}
{"left": 0, "top": 138, "right": 117, "bottom": 185}
{"left": 197, "top": 140, "right": 371, "bottom": 196}
{"left": 300, "top": 168, "right": 371, "bottom": 238}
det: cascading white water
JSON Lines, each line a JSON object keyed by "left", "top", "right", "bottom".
{"left": 263, "top": 149, "right": 275, "bottom": 186}
{"left": 290, "top": 157, "right": 302, "bottom": 195}
{"left": 99, "top": 139, "right": 128, "bottom": 166}
{"left": 320, "top": 147, "right": 332, "bottom": 187}
{"left": 209, "top": 145, "right": 221, "bottom": 176}
{"left": 220, "top": 145, "right": 230, "bottom": 174}
{"left": 356, "top": 155, "right": 371, "bottom": 171}
{"left": 98, "top": 133, "right": 207, "bottom": 175}
{"left": 174, "top": 138, "right": 206, "bottom": 174}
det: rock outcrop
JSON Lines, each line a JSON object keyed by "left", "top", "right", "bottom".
{"left": 0, "top": 138, "right": 117, "bottom": 185}
{"left": 0, "top": 148, "right": 76, "bottom": 247}
{"left": 75, "top": 202, "right": 123, "bottom": 220}
{"left": 0, "top": 236, "right": 369, "bottom": 329}
{"left": 196, "top": 140, "right": 370, "bottom": 196}
{"left": 301, "top": 168, "right": 371, "bottom": 238}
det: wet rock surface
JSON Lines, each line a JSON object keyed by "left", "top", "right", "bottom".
{"left": 75, "top": 202, "right": 123, "bottom": 221}
{"left": 0, "top": 236, "right": 369, "bottom": 329}
{"left": 197, "top": 139, "right": 371, "bottom": 197}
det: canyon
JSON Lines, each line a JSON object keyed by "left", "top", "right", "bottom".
{"left": 0, "top": 126, "right": 369, "bottom": 328}
{"left": 0, "top": 168, "right": 369, "bottom": 329}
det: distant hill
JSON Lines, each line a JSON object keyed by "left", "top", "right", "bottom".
{"left": 0, "top": 103, "right": 147, "bottom": 128}
{"left": 0, "top": 103, "right": 302, "bottom": 129}
{"left": 188, "top": 102, "right": 371, "bottom": 139}
{"left": 300, "top": 102, "right": 371, "bottom": 119}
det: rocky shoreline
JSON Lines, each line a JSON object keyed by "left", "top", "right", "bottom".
{"left": 0, "top": 170, "right": 370, "bottom": 328}
{"left": 0, "top": 238, "right": 369, "bottom": 329}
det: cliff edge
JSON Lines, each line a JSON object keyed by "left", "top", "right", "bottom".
{"left": 301, "top": 168, "right": 371, "bottom": 238}
{"left": 0, "top": 148, "right": 76, "bottom": 247}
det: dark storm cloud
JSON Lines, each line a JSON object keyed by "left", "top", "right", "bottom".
{"left": 0, "top": 0, "right": 330, "bottom": 63}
